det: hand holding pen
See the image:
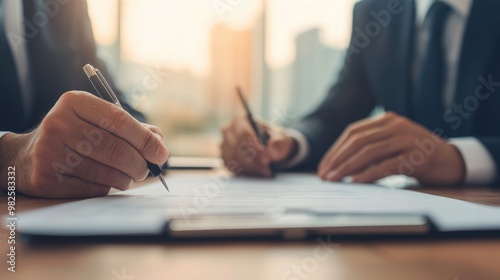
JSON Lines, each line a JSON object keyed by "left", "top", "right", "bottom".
{"left": 83, "top": 64, "right": 170, "bottom": 191}
{"left": 219, "top": 87, "right": 299, "bottom": 177}
{"left": 1, "top": 87, "right": 169, "bottom": 198}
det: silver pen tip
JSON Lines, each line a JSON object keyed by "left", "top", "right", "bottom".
{"left": 159, "top": 175, "right": 169, "bottom": 192}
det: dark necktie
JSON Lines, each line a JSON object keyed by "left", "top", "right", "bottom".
{"left": 412, "top": 1, "right": 452, "bottom": 131}
{"left": 0, "top": 0, "right": 25, "bottom": 132}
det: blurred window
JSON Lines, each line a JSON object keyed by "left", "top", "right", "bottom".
{"left": 87, "top": 0, "right": 355, "bottom": 156}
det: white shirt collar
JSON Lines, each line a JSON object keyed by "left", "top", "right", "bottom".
{"left": 416, "top": 0, "right": 473, "bottom": 26}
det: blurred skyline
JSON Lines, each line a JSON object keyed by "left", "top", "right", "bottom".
{"left": 85, "top": 0, "right": 356, "bottom": 156}
{"left": 87, "top": 0, "right": 353, "bottom": 73}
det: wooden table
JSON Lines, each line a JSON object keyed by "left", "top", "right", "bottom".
{"left": 1, "top": 171, "right": 500, "bottom": 280}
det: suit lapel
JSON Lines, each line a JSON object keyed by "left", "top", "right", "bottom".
{"left": 453, "top": 0, "right": 500, "bottom": 136}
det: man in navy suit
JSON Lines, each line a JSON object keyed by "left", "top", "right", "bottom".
{"left": 221, "top": 0, "right": 500, "bottom": 186}
{"left": 0, "top": 0, "right": 168, "bottom": 198}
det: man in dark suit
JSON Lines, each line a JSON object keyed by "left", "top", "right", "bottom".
{"left": 221, "top": 0, "right": 500, "bottom": 185}
{"left": 0, "top": 0, "right": 169, "bottom": 198}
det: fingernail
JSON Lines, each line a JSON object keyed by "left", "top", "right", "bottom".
{"left": 319, "top": 164, "right": 327, "bottom": 176}
{"left": 156, "top": 146, "right": 169, "bottom": 163}
{"left": 153, "top": 133, "right": 162, "bottom": 141}
{"left": 318, "top": 168, "right": 325, "bottom": 178}
{"left": 139, "top": 170, "right": 149, "bottom": 181}
{"left": 126, "top": 180, "right": 134, "bottom": 189}
{"left": 327, "top": 170, "right": 338, "bottom": 181}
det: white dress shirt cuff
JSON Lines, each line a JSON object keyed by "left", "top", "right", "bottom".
{"left": 449, "top": 137, "right": 497, "bottom": 184}
{"left": 277, "top": 129, "right": 310, "bottom": 169}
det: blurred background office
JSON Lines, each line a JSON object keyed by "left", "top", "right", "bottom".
{"left": 87, "top": 0, "right": 356, "bottom": 157}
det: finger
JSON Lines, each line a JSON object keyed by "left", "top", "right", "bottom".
{"left": 221, "top": 143, "right": 272, "bottom": 177}
{"left": 63, "top": 123, "right": 149, "bottom": 181}
{"left": 236, "top": 128, "right": 269, "bottom": 164}
{"left": 324, "top": 136, "right": 407, "bottom": 182}
{"left": 220, "top": 117, "right": 272, "bottom": 176}
{"left": 224, "top": 117, "right": 267, "bottom": 155}
{"left": 236, "top": 135, "right": 269, "bottom": 166}
{"left": 239, "top": 161, "right": 273, "bottom": 177}
{"left": 268, "top": 138, "right": 287, "bottom": 162}
{"left": 68, "top": 151, "right": 136, "bottom": 191}
{"left": 351, "top": 157, "right": 402, "bottom": 183}
{"left": 57, "top": 175, "right": 112, "bottom": 198}
{"left": 142, "top": 123, "right": 164, "bottom": 140}
{"left": 31, "top": 174, "right": 111, "bottom": 199}
{"left": 319, "top": 127, "right": 395, "bottom": 178}
{"left": 231, "top": 115, "right": 266, "bottom": 144}
{"left": 221, "top": 126, "right": 242, "bottom": 164}
{"left": 222, "top": 123, "right": 259, "bottom": 161}
{"left": 319, "top": 113, "right": 398, "bottom": 175}
{"left": 60, "top": 91, "right": 168, "bottom": 164}
{"left": 334, "top": 112, "right": 399, "bottom": 152}
{"left": 221, "top": 133, "right": 271, "bottom": 176}
{"left": 267, "top": 134, "right": 294, "bottom": 163}
{"left": 220, "top": 131, "right": 239, "bottom": 161}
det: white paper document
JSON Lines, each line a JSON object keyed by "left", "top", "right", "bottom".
{"left": 17, "top": 173, "right": 500, "bottom": 236}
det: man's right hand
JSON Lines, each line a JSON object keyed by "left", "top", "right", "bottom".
{"left": 220, "top": 116, "right": 298, "bottom": 176}
{"left": 0, "top": 91, "right": 169, "bottom": 198}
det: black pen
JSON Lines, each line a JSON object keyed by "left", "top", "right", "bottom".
{"left": 236, "top": 86, "right": 275, "bottom": 176}
{"left": 83, "top": 64, "right": 169, "bottom": 191}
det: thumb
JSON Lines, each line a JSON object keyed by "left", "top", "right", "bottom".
{"left": 141, "top": 123, "right": 169, "bottom": 163}
{"left": 268, "top": 136, "right": 294, "bottom": 163}
{"left": 142, "top": 123, "right": 164, "bottom": 141}
{"left": 151, "top": 131, "right": 163, "bottom": 141}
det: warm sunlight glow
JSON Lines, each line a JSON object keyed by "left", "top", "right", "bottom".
{"left": 267, "top": 0, "right": 354, "bottom": 69}
{"left": 86, "top": 0, "right": 356, "bottom": 156}
{"left": 87, "top": 0, "right": 354, "bottom": 74}
{"left": 87, "top": 0, "right": 119, "bottom": 46}
{"left": 120, "top": 0, "right": 261, "bottom": 76}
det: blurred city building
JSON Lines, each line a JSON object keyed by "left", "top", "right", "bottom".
{"left": 87, "top": 0, "right": 355, "bottom": 156}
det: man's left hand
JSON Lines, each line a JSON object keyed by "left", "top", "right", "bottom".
{"left": 318, "top": 112, "right": 466, "bottom": 185}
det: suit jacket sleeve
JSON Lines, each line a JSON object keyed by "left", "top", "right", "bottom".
{"left": 291, "top": 3, "right": 377, "bottom": 170}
